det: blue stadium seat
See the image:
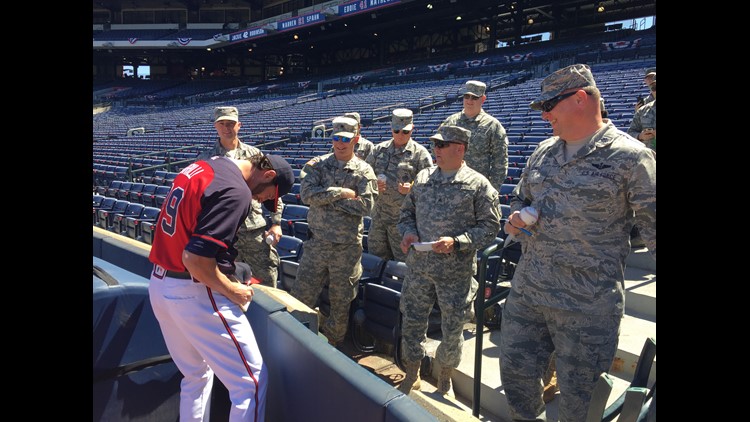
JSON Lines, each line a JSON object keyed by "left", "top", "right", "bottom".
{"left": 125, "top": 206, "right": 161, "bottom": 241}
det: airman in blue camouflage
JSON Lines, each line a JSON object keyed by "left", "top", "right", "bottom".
{"left": 365, "top": 108, "right": 433, "bottom": 262}
{"left": 195, "top": 106, "right": 283, "bottom": 287}
{"left": 397, "top": 124, "right": 501, "bottom": 396}
{"left": 291, "top": 116, "right": 378, "bottom": 346}
{"left": 499, "top": 64, "right": 656, "bottom": 422}
{"left": 440, "top": 80, "right": 509, "bottom": 193}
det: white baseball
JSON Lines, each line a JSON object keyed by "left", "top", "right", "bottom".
{"left": 519, "top": 207, "right": 539, "bottom": 225}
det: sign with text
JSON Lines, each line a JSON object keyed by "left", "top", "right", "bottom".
{"left": 339, "top": 0, "right": 401, "bottom": 17}
{"left": 228, "top": 27, "right": 268, "bottom": 44}
{"left": 276, "top": 12, "right": 326, "bottom": 32}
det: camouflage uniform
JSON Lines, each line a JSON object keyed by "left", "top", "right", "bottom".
{"left": 441, "top": 108, "right": 508, "bottom": 193}
{"left": 291, "top": 153, "right": 377, "bottom": 344}
{"left": 196, "top": 141, "right": 283, "bottom": 287}
{"left": 366, "top": 139, "right": 433, "bottom": 262}
{"left": 627, "top": 99, "right": 656, "bottom": 149}
{"left": 397, "top": 163, "right": 501, "bottom": 368}
{"left": 499, "top": 119, "right": 656, "bottom": 421}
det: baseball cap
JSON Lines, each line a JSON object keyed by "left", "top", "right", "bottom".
{"left": 461, "top": 80, "right": 486, "bottom": 98}
{"left": 331, "top": 116, "right": 358, "bottom": 139}
{"left": 262, "top": 154, "right": 295, "bottom": 213}
{"left": 530, "top": 64, "right": 597, "bottom": 111}
{"left": 343, "top": 112, "right": 361, "bottom": 126}
{"left": 391, "top": 108, "right": 414, "bottom": 131}
{"left": 214, "top": 106, "right": 239, "bottom": 123}
{"left": 430, "top": 125, "right": 471, "bottom": 145}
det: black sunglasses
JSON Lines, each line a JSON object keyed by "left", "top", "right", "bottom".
{"left": 393, "top": 129, "right": 411, "bottom": 134}
{"left": 433, "top": 140, "right": 459, "bottom": 149}
{"left": 650, "top": 85, "right": 656, "bottom": 92}
{"left": 540, "top": 91, "right": 579, "bottom": 113}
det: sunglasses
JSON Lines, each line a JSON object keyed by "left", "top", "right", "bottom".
{"left": 433, "top": 140, "right": 459, "bottom": 149}
{"left": 392, "top": 129, "right": 411, "bottom": 135}
{"left": 539, "top": 91, "right": 579, "bottom": 113}
{"left": 331, "top": 134, "right": 353, "bottom": 143}
{"left": 463, "top": 94, "right": 480, "bottom": 100}
{"left": 650, "top": 85, "right": 656, "bottom": 92}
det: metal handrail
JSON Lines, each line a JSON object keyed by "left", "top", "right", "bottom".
{"left": 472, "top": 242, "right": 512, "bottom": 417}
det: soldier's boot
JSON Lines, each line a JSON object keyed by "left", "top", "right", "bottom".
{"left": 437, "top": 365, "right": 454, "bottom": 397}
{"left": 398, "top": 361, "right": 422, "bottom": 394}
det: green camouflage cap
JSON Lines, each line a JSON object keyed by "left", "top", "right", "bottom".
{"left": 343, "top": 112, "right": 361, "bottom": 126}
{"left": 645, "top": 68, "right": 656, "bottom": 77}
{"left": 214, "top": 106, "right": 239, "bottom": 122}
{"left": 461, "top": 80, "right": 486, "bottom": 97}
{"left": 332, "top": 116, "right": 358, "bottom": 138}
{"left": 391, "top": 108, "right": 414, "bottom": 131}
{"left": 430, "top": 125, "right": 471, "bottom": 144}
{"left": 530, "top": 64, "right": 597, "bottom": 111}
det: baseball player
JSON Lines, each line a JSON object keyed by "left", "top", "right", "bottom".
{"left": 148, "top": 153, "right": 294, "bottom": 422}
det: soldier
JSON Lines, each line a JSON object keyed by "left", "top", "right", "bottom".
{"left": 365, "top": 108, "right": 433, "bottom": 262}
{"left": 498, "top": 64, "right": 656, "bottom": 422}
{"left": 397, "top": 125, "right": 501, "bottom": 396}
{"left": 628, "top": 74, "right": 656, "bottom": 150}
{"left": 195, "top": 106, "right": 283, "bottom": 287}
{"left": 327, "top": 111, "right": 374, "bottom": 161}
{"left": 440, "top": 80, "right": 509, "bottom": 193}
{"left": 290, "top": 116, "right": 378, "bottom": 347}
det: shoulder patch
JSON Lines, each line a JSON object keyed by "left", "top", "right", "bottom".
{"left": 305, "top": 157, "right": 320, "bottom": 167}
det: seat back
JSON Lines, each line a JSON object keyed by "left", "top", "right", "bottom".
{"left": 280, "top": 204, "right": 309, "bottom": 236}
{"left": 292, "top": 221, "right": 309, "bottom": 240}
{"left": 360, "top": 252, "right": 386, "bottom": 285}
{"left": 277, "top": 259, "right": 300, "bottom": 292}
{"left": 380, "top": 260, "right": 408, "bottom": 291}
{"left": 99, "top": 200, "right": 130, "bottom": 230}
{"left": 276, "top": 235, "right": 303, "bottom": 262}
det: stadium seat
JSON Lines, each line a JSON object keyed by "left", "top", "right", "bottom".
{"left": 152, "top": 185, "right": 172, "bottom": 208}
{"left": 292, "top": 221, "right": 309, "bottom": 241}
{"left": 125, "top": 206, "right": 161, "bottom": 241}
{"left": 98, "top": 200, "right": 130, "bottom": 230}
{"left": 111, "top": 202, "right": 145, "bottom": 235}
{"left": 140, "top": 221, "right": 156, "bottom": 245}
{"left": 126, "top": 182, "right": 146, "bottom": 203}
{"left": 359, "top": 252, "right": 386, "bottom": 285}
{"left": 276, "top": 235, "right": 303, "bottom": 262}
{"left": 94, "top": 196, "right": 117, "bottom": 225}
{"left": 277, "top": 259, "right": 299, "bottom": 292}
{"left": 280, "top": 204, "right": 309, "bottom": 236}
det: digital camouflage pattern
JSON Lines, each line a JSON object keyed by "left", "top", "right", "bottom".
{"left": 365, "top": 138, "right": 433, "bottom": 261}
{"left": 440, "top": 110, "right": 508, "bottom": 192}
{"left": 499, "top": 120, "right": 656, "bottom": 422}
{"left": 529, "top": 63, "right": 597, "bottom": 110}
{"left": 397, "top": 163, "right": 501, "bottom": 367}
{"left": 291, "top": 153, "right": 377, "bottom": 344}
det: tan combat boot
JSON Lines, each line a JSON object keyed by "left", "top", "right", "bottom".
{"left": 437, "top": 365, "right": 454, "bottom": 397}
{"left": 398, "top": 361, "right": 422, "bottom": 394}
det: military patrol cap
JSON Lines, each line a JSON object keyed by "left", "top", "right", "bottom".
{"left": 645, "top": 68, "right": 656, "bottom": 77}
{"left": 332, "top": 116, "right": 358, "bottom": 138}
{"left": 430, "top": 125, "right": 471, "bottom": 145}
{"left": 391, "top": 108, "right": 414, "bottom": 131}
{"left": 262, "top": 154, "right": 295, "bottom": 213}
{"left": 461, "top": 80, "right": 486, "bottom": 97}
{"left": 214, "top": 106, "right": 239, "bottom": 122}
{"left": 530, "top": 64, "right": 597, "bottom": 111}
{"left": 343, "top": 112, "right": 361, "bottom": 126}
